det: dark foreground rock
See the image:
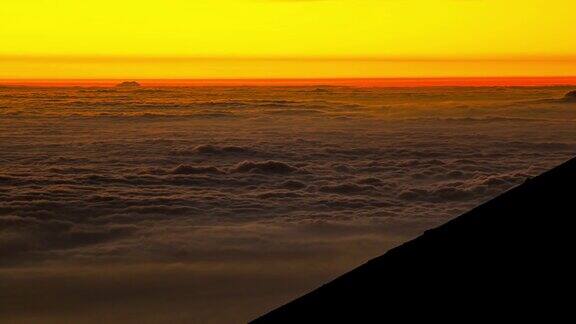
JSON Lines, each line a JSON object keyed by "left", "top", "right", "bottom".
{"left": 252, "top": 157, "right": 575, "bottom": 323}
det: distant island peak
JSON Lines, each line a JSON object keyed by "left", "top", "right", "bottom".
{"left": 116, "top": 81, "right": 141, "bottom": 88}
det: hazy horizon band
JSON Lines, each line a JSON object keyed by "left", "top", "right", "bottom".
{"left": 2, "top": 77, "right": 576, "bottom": 88}
{"left": 2, "top": 56, "right": 576, "bottom": 81}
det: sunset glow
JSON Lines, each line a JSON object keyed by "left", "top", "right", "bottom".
{"left": 3, "top": 2, "right": 576, "bottom": 323}
{"left": 1, "top": 0, "right": 575, "bottom": 80}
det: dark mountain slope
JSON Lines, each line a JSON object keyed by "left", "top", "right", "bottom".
{"left": 252, "top": 157, "right": 575, "bottom": 323}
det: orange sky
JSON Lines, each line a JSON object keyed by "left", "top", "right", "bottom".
{"left": 1, "top": 0, "right": 575, "bottom": 80}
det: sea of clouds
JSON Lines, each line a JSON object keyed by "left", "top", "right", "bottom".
{"left": 1, "top": 85, "right": 575, "bottom": 323}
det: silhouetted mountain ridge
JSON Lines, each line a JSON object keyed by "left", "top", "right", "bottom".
{"left": 252, "top": 156, "right": 575, "bottom": 323}
{"left": 564, "top": 90, "right": 576, "bottom": 101}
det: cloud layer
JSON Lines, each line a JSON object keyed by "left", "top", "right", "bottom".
{"left": 1, "top": 85, "right": 576, "bottom": 323}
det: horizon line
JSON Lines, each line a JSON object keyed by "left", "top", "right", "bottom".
{"left": 3, "top": 76, "right": 576, "bottom": 88}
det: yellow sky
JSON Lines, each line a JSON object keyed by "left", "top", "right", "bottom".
{"left": 1, "top": 0, "right": 575, "bottom": 78}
